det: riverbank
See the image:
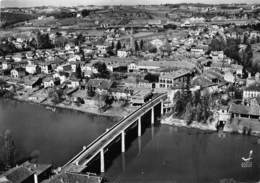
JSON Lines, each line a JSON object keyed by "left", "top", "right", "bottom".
{"left": 161, "top": 116, "right": 260, "bottom": 138}
{"left": 13, "top": 96, "right": 128, "bottom": 119}
{"left": 12, "top": 90, "right": 136, "bottom": 118}
{"left": 161, "top": 116, "right": 217, "bottom": 131}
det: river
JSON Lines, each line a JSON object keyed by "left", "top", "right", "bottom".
{"left": 0, "top": 99, "right": 259, "bottom": 182}
{"left": 0, "top": 99, "right": 118, "bottom": 166}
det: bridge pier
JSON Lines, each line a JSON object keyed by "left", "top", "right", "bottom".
{"left": 100, "top": 149, "right": 105, "bottom": 173}
{"left": 62, "top": 94, "right": 167, "bottom": 174}
{"left": 138, "top": 136, "right": 142, "bottom": 155}
{"left": 138, "top": 117, "right": 141, "bottom": 137}
{"left": 121, "top": 152, "right": 126, "bottom": 172}
{"left": 160, "top": 100, "right": 164, "bottom": 115}
{"left": 151, "top": 107, "right": 154, "bottom": 125}
{"left": 151, "top": 124, "right": 154, "bottom": 139}
{"left": 121, "top": 131, "right": 125, "bottom": 153}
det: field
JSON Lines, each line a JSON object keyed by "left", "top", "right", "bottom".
{"left": 0, "top": 12, "right": 36, "bottom": 28}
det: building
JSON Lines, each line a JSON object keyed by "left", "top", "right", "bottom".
{"left": 42, "top": 172, "right": 102, "bottom": 183}
{"left": 210, "top": 51, "right": 224, "bottom": 62}
{"left": 130, "top": 89, "right": 152, "bottom": 105}
{"left": 218, "top": 105, "right": 231, "bottom": 124}
{"left": 243, "top": 83, "right": 260, "bottom": 101}
{"left": 110, "top": 87, "right": 132, "bottom": 100}
{"left": 87, "top": 79, "right": 113, "bottom": 94}
{"left": 0, "top": 161, "right": 52, "bottom": 183}
{"left": 117, "top": 50, "right": 129, "bottom": 58}
{"left": 158, "top": 69, "right": 191, "bottom": 89}
{"left": 2, "top": 61, "right": 12, "bottom": 70}
{"left": 224, "top": 71, "right": 235, "bottom": 83}
{"left": 21, "top": 76, "right": 42, "bottom": 89}
{"left": 66, "top": 78, "right": 80, "bottom": 88}
{"left": 10, "top": 68, "right": 26, "bottom": 78}
{"left": 53, "top": 72, "right": 69, "bottom": 84}
{"left": 229, "top": 98, "right": 260, "bottom": 119}
{"left": 39, "top": 62, "right": 52, "bottom": 74}
{"left": 25, "top": 64, "right": 39, "bottom": 75}
{"left": 127, "top": 60, "right": 195, "bottom": 73}
{"left": 43, "top": 77, "right": 56, "bottom": 88}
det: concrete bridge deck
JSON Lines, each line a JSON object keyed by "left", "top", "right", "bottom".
{"left": 62, "top": 93, "right": 167, "bottom": 173}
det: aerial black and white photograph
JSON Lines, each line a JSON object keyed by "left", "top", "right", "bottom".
{"left": 0, "top": 0, "right": 260, "bottom": 182}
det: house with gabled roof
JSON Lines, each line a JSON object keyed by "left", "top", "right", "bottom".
{"left": 0, "top": 161, "right": 52, "bottom": 183}
{"left": 87, "top": 78, "right": 113, "bottom": 94}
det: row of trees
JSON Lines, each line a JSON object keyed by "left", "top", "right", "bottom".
{"left": 173, "top": 90, "right": 212, "bottom": 125}
{"left": 92, "top": 62, "right": 110, "bottom": 79}
{"left": 0, "top": 130, "right": 16, "bottom": 171}
{"left": 209, "top": 36, "right": 254, "bottom": 73}
{"left": 0, "top": 31, "right": 89, "bottom": 57}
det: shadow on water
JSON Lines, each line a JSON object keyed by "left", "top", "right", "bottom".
{"left": 82, "top": 106, "right": 162, "bottom": 178}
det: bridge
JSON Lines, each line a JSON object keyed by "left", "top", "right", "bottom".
{"left": 62, "top": 93, "right": 168, "bottom": 173}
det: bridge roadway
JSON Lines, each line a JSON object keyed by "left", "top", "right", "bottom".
{"left": 62, "top": 93, "right": 167, "bottom": 173}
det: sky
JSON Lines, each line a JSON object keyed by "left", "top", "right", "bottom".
{"left": 0, "top": 0, "right": 259, "bottom": 8}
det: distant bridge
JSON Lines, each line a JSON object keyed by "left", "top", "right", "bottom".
{"left": 62, "top": 93, "right": 167, "bottom": 173}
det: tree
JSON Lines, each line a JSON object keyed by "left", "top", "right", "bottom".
{"left": 36, "top": 32, "right": 53, "bottom": 49}
{"left": 173, "top": 91, "right": 181, "bottom": 101}
{"left": 54, "top": 34, "right": 67, "bottom": 48}
{"left": 116, "top": 40, "right": 122, "bottom": 51}
{"left": 29, "top": 37, "right": 38, "bottom": 49}
{"left": 111, "top": 41, "right": 115, "bottom": 50}
{"left": 134, "top": 40, "right": 139, "bottom": 52}
{"left": 81, "top": 9, "right": 90, "bottom": 17}
{"left": 144, "top": 73, "right": 159, "bottom": 83}
{"left": 104, "top": 94, "right": 114, "bottom": 107}
{"left": 163, "top": 24, "right": 177, "bottom": 29}
{"left": 0, "top": 41, "right": 17, "bottom": 56}
{"left": 107, "top": 42, "right": 115, "bottom": 56}
{"left": 140, "top": 40, "right": 144, "bottom": 50}
{"left": 192, "top": 90, "right": 201, "bottom": 106}
{"left": 149, "top": 46, "right": 157, "bottom": 53}
{"left": 0, "top": 79, "right": 7, "bottom": 96}
{"left": 48, "top": 88, "right": 63, "bottom": 104}
{"left": 224, "top": 38, "right": 240, "bottom": 63}
{"left": 201, "top": 96, "right": 210, "bottom": 123}
{"left": 209, "top": 38, "right": 225, "bottom": 51}
{"left": 92, "top": 62, "right": 110, "bottom": 79}
{"left": 87, "top": 88, "right": 95, "bottom": 97}
{"left": 184, "top": 102, "right": 194, "bottom": 125}
{"left": 1, "top": 130, "right": 15, "bottom": 169}
{"left": 195, "top": 103, "right": 202, "bottom": 122}
{"left": 75, "top": 34, "right": 85, "bottom": 46}
{"left": 75, "top": 64, "right": 82, "bottom": 79}
{"left": 174, "top": 99, "right": 183, "bottom": 116}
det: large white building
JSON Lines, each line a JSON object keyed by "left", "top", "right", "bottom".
{"left": 159, "top": 69, "right": 191, "bottom": 89}
{"left": 243, "top": 84, "right": 260, "bottom": 101}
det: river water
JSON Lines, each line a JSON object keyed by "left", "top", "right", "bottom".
{"left": 0, "top": 99, "right": 259, "bottom": 182}
{"left": 0, "top": 99, "right": 117, "bottom": 166}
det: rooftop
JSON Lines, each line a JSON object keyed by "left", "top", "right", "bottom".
{"left": 244, "top": 83, "right": 260, "bottom": 92}
{"left": 160, "top": 69, "right": 191, "bottom": 79}
{"left": 229, "top": 103, "right": 260, "bottom": 116}
{"left": 42, "top": 172, "right": 102, "bottom": 183}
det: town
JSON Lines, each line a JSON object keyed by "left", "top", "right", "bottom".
{"left": 1, "top": 2, "right": 260, "bottom": 183}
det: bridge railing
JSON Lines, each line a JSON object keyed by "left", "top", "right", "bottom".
{"left": 62, "top": 93, "right": 167, "bottom": 169}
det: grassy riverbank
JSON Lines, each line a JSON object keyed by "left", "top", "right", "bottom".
{"left": 13, "top": 94, "right": 135, "bottom": 118}
{"left": 10, "top": 87, "right": 137, "bottom": 119}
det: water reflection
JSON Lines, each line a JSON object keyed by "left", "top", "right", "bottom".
{"left": 0, "top": 99, "right": 259, "bottom": 182}
{"left": 105, "top": 126, "right": 260, "bottom": 183}
{"left": 0, "top": 99, "right": 117, "bottom": 167}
